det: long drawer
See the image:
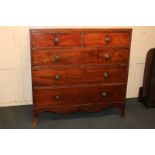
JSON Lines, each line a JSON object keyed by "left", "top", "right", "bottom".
{"left": 33, "top": 84, "right": 126, "bottom": 107}
{"left": 32, "top": 48, "right": 129, "bottom": 67}
{"left": 32, "top": 65, "right": 128, "bottom": 86}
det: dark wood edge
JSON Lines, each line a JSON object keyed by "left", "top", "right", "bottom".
{"left": 30, "top": 30, "right": 35, "bottom": 109}
{"left": 31, "top": 46, "right": 130, "bottom": 51}
{"left": 32, "top": 63, "right": 128, "bottom": 70}
{"left": 30, "top": 28, "right": 132, "bottom": 33}
{"left": 31, "top": 46, "right": 131, "bottom": 51}
{"left": 33, "top": 83, "right": 127, "bottom": 90}
{"left": 124, "top": 30, "right": 132, "bottom": 100}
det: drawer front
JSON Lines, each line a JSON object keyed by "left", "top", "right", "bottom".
{"left": 83, "top": 33, "right": 131, "bottom": 47}
{"left": 32, "top": 48, "right": 129, "bottom": 67}
{"left": 32, "top": 65, "right": 128, "bottom": 86}
{"left": 31, "top": 33, "right": 81, "bottom": 48}
{"left": 33, "top": 84, "right": 126, "bottom": 107}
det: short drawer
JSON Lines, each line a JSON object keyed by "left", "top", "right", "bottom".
{"left": 83, "top": 33, "right": 131, "bottom": 47}
{"left": 31, "top": 48, "right": 129, "bottom": 66}
{"left": 33, "top": 84, "right": 126, "bottom": 107}
{"left": 32, "top": 65, "right": 128, "bottom": 86}
{"left": 31, "top": 32, "right": 81, "bottom": 48}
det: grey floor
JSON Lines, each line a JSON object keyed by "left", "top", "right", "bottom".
{"left": 0, "top": 98, "right": 155, "bottom": 129}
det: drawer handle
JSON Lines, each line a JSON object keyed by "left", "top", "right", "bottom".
{"left": 103, "top": 72, "right": 109, "bottom": 78}
{"left": 54, "top": 37, "right": 59, "bottom": 44}
{"left": 101, "top": 92, "right": 107, "bottom": 97}
{"left": 54, "top": 55, "right": 60, "bottom": 62}
{"left": 104, "top": 54, "right": 110, "bottom": 60}
{"left": 55, "top": 95, "right": 60, "bottom": 100}
{"left": 105, "top": 36, "right": 111, "bottom": 44}
{"left": 55, "top": 74, "right": 61, "bottom": 80}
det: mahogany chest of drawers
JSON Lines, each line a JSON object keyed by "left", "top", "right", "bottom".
{"left": 30, "top": 28, "right": 132, "bottom": 126}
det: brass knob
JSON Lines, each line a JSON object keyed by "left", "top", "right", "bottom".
{"left": 54, "top": 55, "right": 60, "bottom": 62}
{"left": 55, "top": 74, "right": 61, "bottom": 80}
{"left": 54, "top": 37, "right": 59, "bottom": 44}
{"left": 105, "top": 37, "right": 111, "bottom": 44}
{"left": 103, "top": 72, "right": 109, "bottom": 78}
{"left": 101, "top": 92, "right": 107, "bottom": 97}
{"left": 55, "top": 95, "right": 60, "bottom": 100}
{"left": 104, "top": 54, "right": 110, "bottom": 60}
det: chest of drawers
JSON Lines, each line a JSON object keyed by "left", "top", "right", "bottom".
{"left": 30, "top": 28, "right": 132, "bottom": 126}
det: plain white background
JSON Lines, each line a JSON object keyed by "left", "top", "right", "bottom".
{"left": 0, "top": 0, "right": 155, "bottom": 155}
{"left": 0, "top": 0, "right": 154, "bottom": 26}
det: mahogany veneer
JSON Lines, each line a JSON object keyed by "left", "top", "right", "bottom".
{"left": 30, "top": 28, "right": 132, "bottom": 127}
